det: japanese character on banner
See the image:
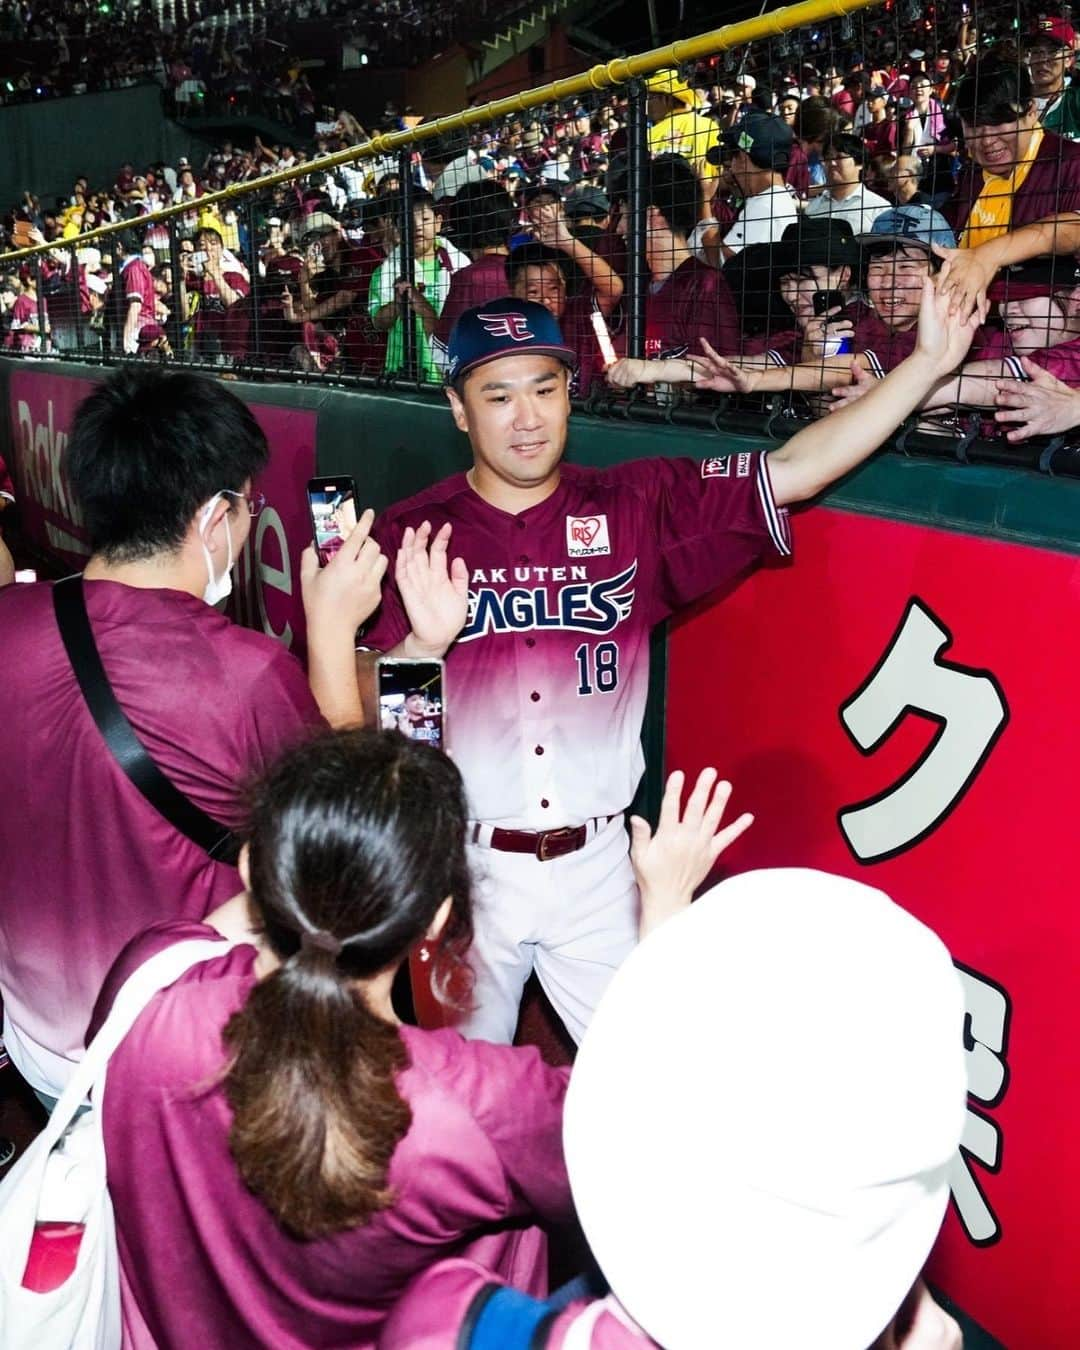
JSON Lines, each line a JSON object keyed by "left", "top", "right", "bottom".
{"left": 950, "top": 963, "right": 1011, "bottom": 1245}
{"left": 837, "top": 598, "right": 1008, "bottom": 863}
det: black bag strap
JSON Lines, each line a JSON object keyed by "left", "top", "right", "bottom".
{"left": 53, "top": 574, "right": 239, "bottom": 862}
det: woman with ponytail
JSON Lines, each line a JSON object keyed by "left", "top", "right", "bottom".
{"left": 91, "top": 729, "right": 750, "bottom": 1347}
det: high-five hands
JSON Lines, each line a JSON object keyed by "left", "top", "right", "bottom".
{"left": 301, "top": 506, "right": 388, "bottom": 634}
{"left": 630, "top": 768, "right": 753, "bottom": 938}
{"left": 396, "top": 520, "right": 469, "bottom": 657}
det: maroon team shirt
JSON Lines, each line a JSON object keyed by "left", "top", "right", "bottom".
{"left": 436, "top": 254, "right": 513, "bottom": 345}
{"left": 94, "top": 920, "right": 571, "bottom": 1348}
{"left": 364, "top": 455, "right": 791, "bottom": 829}
{"left": 645, "top": 257, "right": 742, "bottom": 361}
{"left": 0, "top": 580, "right": 324, "bottom": 1096}
{"left": 944, "top": 130, "right": 1080, "bottom": 237}
{"left": 121, "top": 256, "right": 157, "bottom": 334}
{"left": 968, "top": 328, "right": 1080, "bottom": 384}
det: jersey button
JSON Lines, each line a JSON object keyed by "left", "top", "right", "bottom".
{"left": 530, "top": 691, "right": 540, "bottom": 702}
{"left": 534, "top": 745, "right": 544, "bottom": 755}
{"left": 540, "top": 798, "right": 550, "bottom": 808}
{"left": 518, "top": 554, "right": 529, "bottom": 564}
{"left": 516, "top": 519, "right": 527, "bottom": 530}
{"left": 525, "top": 638, "right": 536, "bottom": 648}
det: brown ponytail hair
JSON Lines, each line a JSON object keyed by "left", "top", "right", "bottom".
{"left": 222, "top": 729, "right": 474, "bottom": 1239}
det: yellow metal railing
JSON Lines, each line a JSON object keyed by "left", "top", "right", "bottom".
{"left": 0, "top": 0, "right": 883, "bottom": 266}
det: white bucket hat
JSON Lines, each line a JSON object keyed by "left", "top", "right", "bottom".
{"left": 563, "top": 868, "right": 967, "bottom": 1350}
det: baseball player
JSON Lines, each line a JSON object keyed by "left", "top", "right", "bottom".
{"left": 361, "top": 289, "right": 980, "bottom": 1044}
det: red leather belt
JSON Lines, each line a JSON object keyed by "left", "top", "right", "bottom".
{"left": 470, "top": 816, "right": 618, "bottom": 862}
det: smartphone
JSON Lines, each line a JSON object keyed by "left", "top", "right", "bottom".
{"left": 376, "top": 657, "right": 445, "bottom": 749}
{"left": 307, "top": 475, "right": 358, "bottom": 566}
{"left": 812, "top": 289, "right": 846, "bottom": 316}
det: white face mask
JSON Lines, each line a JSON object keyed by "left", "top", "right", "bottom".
{"left": 199, "top": 492, "right": 234, "bottom": 606}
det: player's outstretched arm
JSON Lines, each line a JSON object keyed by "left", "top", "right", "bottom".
{"left": 629, "top": 768, "right": 753, "bottom": 940}
{"left": 766, "top": 279, "right": 986, "bottom": 507}
{"left": 391, "top": 520, "right": 470, "bottom": 659}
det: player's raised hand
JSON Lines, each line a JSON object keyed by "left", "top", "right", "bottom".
{"left": 932, "top": 237, "right": 1003, "bottom": 324}
{"left": 993, "top": 358, "right": 1080, "bottom": 441}
{"left": 629, "top": 768, "right": 753, "bottom": 939}
{"left": 397, "top": 520, "right": 469, "bottom": 658}
{"left": 301, "top": 506, "right": 387, "bottom": 635}
{"left": 914, "top": 276, "right": 987, "bottom": 374}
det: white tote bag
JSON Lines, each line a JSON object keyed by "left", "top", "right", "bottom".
{"left": 0, "top": 938, "right": 235, "bottom": 1349}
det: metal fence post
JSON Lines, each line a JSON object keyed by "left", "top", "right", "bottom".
{"left": 70, "top": 242, "right": 84, "bottom": 353}
{"left": 34, "top": 257, "right": 48, "bottom": 355}
{"left": 398, "top": 146, "right": 417, "bottom": 382}
{"left": 625, "top": 78, "right": 649, "bottom": 361}
{"left": 246, "top": 198, "right": 262, "bottom": 363}
{"left": 167, "top": 221, "right": 185, "bottom": 358}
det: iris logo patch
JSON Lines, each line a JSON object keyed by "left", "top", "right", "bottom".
{"left": 566, "top": 514, "right": 611, "bottom": 557}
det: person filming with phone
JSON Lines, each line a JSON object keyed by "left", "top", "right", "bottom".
{"left": 0, "top": 366, "right": 385, "bottom": 1111}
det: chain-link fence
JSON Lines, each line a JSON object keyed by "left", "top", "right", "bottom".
{"left": 3, "top": 0, "right": 1080, "bottom": 466}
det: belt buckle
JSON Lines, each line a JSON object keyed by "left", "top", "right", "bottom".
{"left": 536, "top": 826, "right": 578, "bottom": 862}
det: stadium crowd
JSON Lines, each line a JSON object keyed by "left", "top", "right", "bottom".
{"left": 0, "top": 0, "right": 527, "bottom": 110}
{"left": 2, "top": 9, "right": 1079, "bottom": 443}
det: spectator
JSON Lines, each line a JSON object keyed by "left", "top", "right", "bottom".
{"left": 883, "top": 257, "right": 1080, "bottom": 419}
{"left": 617, "top": 154, "right": 741, "bottom": 362}
{"left": 92, "top": 733, "right": 726, "bottom": 1344}
{"left": 434, "top": 180, "right": 518, "bottom": 345}
{"left": 382, "top": 869, "right": 967, "bottom": 1350}
{"left": 726, "top": 216, "right": 860, "bottom": 360}
{"left": 185, "top": 223, "right": 250, "bottom": 361}
{"left": 861, "top": 86, "right": 899, "bottom": 159}
{"left": 900, "top": 74, "right": 949, "bottom": 161}
{"left": 644, "top": 67, "right": 720, "bottom": 183}
{"left": 945, "top": 55, "right": 1080, "bottom": 248}
{"left": 879, "top": 153, "right": 935, "bottom": 208}
{"left": 369, "top": 190, "right": 468, "bottom": 381}
{"left": 114, "top": 232, "right": 164, "bottom": 355}
{"left": 1023, "top": 17, "right": 1080, "bottom": 141}
{"left": 0, "top": 367, "right": 381, "bottom": 1106}
{"left": 804, "top": 132, "right": 892, "bottom": 231}
{"left": 716, "top": 113, "right": 800, "bottom": 257}
{"left": 281, "top": 211, "right": 382, "bottom": 373}
{"left": 2, "top": 267, "right": 45, "bottom": 352}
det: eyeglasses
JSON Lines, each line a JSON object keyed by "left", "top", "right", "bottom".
{"left": 224, "top": 489, "right": 265, "bottom": 517}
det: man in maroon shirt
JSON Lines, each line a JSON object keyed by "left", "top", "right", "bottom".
{"left": 0, "top": 368, "right": 384, "bottom": 1106}
{"left": 185, "top": 225, "right": 251, "bottom": 360}
{"left": 614, "top": 155, "right": 741, "bottom": 362}
{"left": 943, "top": 55, "right": 1080, "bottom": 245}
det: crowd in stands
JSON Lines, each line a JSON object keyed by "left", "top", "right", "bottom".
{"left": 4, "top": 6, "right": 1080, "bottom": 444}
{"left": 0, "top": 0, "right": 529, "bottom": 110}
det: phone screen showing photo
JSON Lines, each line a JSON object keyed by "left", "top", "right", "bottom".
{"left": 308, "top": 480, "right": 357, "bottom": 566}
{"left": 377, "top": 659, "right": 445, "bottom": 750}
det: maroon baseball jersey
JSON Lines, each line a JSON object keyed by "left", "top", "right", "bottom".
{"left": 971, "top": 328, "right": 1080, "bottom": 384}
{"left": 121, "top": 256, "right": 157, "bottom": 333}
{"left": 364, "top": 455, "right": 791, "bottom": 828}
{"left": 645, "top": 257, "right": 742, "bottom": 361}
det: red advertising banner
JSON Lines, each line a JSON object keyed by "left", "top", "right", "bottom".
{"left": 6, "top": 367, "right": 316, "bottom": 656}
{"left": 666, "top": 505, "right": 1080, "bottom": 1348}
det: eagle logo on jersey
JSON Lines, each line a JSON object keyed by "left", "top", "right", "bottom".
{"left": 459, "top": 561, "right": 638, "bottom": 643}
{"left": 476, "top": 312, "right": 533, "bottom": 341}
{"left": 566, "top": 514, "right": 611, "bottom": 557}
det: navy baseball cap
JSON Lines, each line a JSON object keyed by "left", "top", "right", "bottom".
{"left": 446, "top": 298, "right": 576, "bottom": 383}
{"left": 858, "top": 204, "right": 956, "bottom": 254}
